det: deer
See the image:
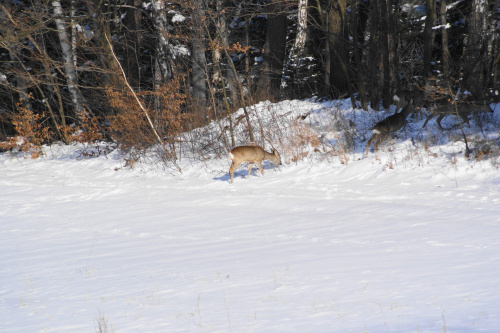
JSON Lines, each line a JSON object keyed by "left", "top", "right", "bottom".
{"left": 364, "top": 101, "right": 415, "bottom": 157}
{"left": 228, "top": 146, "right": 281, "bottom": 183}
{"left": 392, "top": 81, "right": 432, "bottom": 118}
{"left": 422, "top": 102, "right": 493, "bottom": 129}
{"left": 393, "top": 90, "right": 426, "bottom": 111}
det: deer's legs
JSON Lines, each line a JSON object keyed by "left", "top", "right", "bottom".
{"left": 365, "top": 137, "right": 376, "bottom": 157}
{"left": 229, "top": 161, "right": 241, "bottom": 183}
{"left": 422, "top": 114, "right": 434, "bottom": 128}
{"left": 247, "top": 163, "right": 253, "bottom": 178}
{"left": 256, "top": 161, "right": 264, "bottom": 175}
{"left": 436, "top": 115, "right": 445, "bottom": 129}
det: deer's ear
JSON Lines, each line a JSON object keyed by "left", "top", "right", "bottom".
{"left": 273, "top": 149, "right": 278, "bottom": 155}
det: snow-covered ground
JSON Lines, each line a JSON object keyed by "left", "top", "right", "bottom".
{"left": 1, "top": 99, "right": 500, "bottom": 332}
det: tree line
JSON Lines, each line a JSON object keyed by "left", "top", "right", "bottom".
{"left": 0, "top": 0, "right": 499, "bottom": 155}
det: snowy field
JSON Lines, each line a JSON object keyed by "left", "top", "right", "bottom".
{"left": 1, "top": 99, "right": 500, "bottom": 332}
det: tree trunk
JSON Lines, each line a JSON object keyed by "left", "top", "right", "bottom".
{"left": 260, "top": 1, "right": 287, "bottom": 96}
{"left": 292, "top": 0, "right": 308, "bottom": 56}
{"left": 70, "top": 0, "right": 77, "bottom": 68}
{"left": 212, "top": 0, "right": 224, "bottom": 83}
{"left": 325, "top": 0, "right": 349, "bottom": 98}
{"left": 6, "top": 44, "right": 31, "bottom": 110}
{"left": 423, "top": 0, "right": 437, "bottom": 77}
{"left": 493, "top": 0, "right": 500, "bottom": 92}
{"left": 152, "top": 0, "right": 172, "bottom": 87}
{"left": 380, "top": 1, "right": 391, "bottom": 109}
{"left": 440, "top": 0, "right": 450, "bottom": 87}
{"left": 350, "top": 0, "right": 369, "bottom": 110}
{"left": 368, "top": 0, "right": 381, "bottom": 109}
{"left": 123, "top": 0, "right": 142, "bottom": 87}
{"left": 215, "top": 0, "right": 237, "bottom": 100}
{"left": 191, "top": 0, "right": 208, "bottom": 107}
{"left": 463, "top": 0, "right": 488, "bottom": 99}
{"left": 52, "top": 0, "right": 84, "bottom": 118}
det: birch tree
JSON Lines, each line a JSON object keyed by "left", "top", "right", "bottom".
{"left": 152, "top": 0, "right": 173, "bottom": 88}
{"left": 52, "top": 0, "right": 84, "bottom": 117}
{"left": 292, "top": 0, "right": 308, "bottom": 56}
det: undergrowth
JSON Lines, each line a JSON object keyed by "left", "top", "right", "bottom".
{"left": 1, "top": 97, "right": 499, "bottom": 170}
{"left": 0, "top": 105, "right": 105, "bottom": 159}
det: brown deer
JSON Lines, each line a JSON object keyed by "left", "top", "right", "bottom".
{"left": 364, "top": 102, "right": 415, "bottom": 157}
{"left": 393, "top": 90, "right": 426, "bottom": 111}
{"left": 422, "top": 102, "right": 493, "bottom": 129}
{"left": 228, "top": 146, "right": 281, "bottom": 183}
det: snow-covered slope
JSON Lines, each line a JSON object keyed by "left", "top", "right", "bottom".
{"left": 1, "top": 99, "right": 499, "bottom": 332}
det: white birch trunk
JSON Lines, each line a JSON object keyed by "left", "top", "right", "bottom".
{"left": 212, "top": 0, "right": 225, "bottom": 82}
{"left": 52, "top": 0, "right": 84, "bottom": 117}
{"left": 71, "top": 0, "right": 77, "bottom": 68}
{"left": 152, "top": 0, "right": 172, "bottom": 87}
{"left": 292, "top": 0, "right": 308, "bottom": 55}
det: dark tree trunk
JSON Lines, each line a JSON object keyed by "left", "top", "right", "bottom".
{"left": 494, "top": 0, "right": 500, "bottom": 94}
{"left": 368, "top": 0, "right": 381, "bottom": 109}
{"left": 440, "top": 0, "right": 450, "bottom": 87}
{"left": 350, "top": 0, "right": 369, "bottom": 110}
{"left": 462, "top": 0, "right": 488, "bottom": 100}
{"left": 260, "top": 1, "right": 287, "bottom": 96}
{"left": 325, "top": 0, "right": 349, "bottom": 98}
{"left": 123, "top": 0, "right": 142, "bottom": 88}
{"left": 423, "top": 0, "right": 437, "bottom": 77}
{"left": 380, "top": 1, "right": 391, "bottom": 109}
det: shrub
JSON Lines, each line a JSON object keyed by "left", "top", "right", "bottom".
{"left": 0, "top": 105, "right": 51, "bottom": 158}
{"left": 105, "top": 77, "right": 190, "bottom": 169}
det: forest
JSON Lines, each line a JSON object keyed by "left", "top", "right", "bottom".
{"left": 0, "top": 0, "right": 499, "bottom": 164}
